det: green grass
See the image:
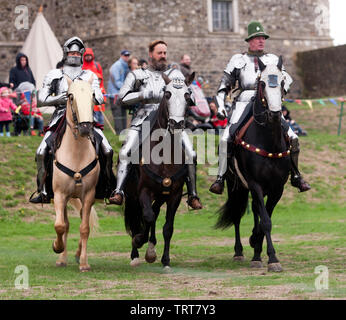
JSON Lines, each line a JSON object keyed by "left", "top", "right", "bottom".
{"left": 0, "top": 108, "right": 345, "bottom": 299}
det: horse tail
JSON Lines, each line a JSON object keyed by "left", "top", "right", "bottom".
{"left": 124, "top": 197, "right": 145, "bottom": 237}
{"left": 214, "top": 177, "right": 249, "bottom": 229}
{"left": 69, "top": 198, "right": 99, "bottom": 236}
{"left": 89, "top": 205, "right": 99, "bottom": 236}
{"left": 124, "top": 168, "right": 145, "bottom": 237}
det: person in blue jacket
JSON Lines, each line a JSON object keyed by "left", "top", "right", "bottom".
{"left": 108, "top": 50, "right": 130, "bottom": 134}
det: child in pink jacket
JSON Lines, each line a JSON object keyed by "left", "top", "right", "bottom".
{"left": 0, "top": 87, "right": 18, "bottom": 137}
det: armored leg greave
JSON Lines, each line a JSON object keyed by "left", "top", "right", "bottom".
{"left": 29, "top": 132, "right": 51, "bottom": 203}
{"left": 290, "top": 138, "right": 311, "bottom": 192}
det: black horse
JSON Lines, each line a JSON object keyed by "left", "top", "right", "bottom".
{"left": 123, "top": 71, "right": 195, "bottom": 269}
{"left": 215, "top": 57, "right": 291, "bottom": 272}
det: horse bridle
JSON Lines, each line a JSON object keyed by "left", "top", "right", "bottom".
{"left": 66, "top": 94, "right": 79, "bottom": 138}
{"left": 160, "top": 87, "right": 192, "bottom": 134}
{"left": 253, "top": 75, "right": 285, "bottom": 127}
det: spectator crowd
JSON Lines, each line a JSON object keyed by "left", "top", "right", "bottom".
{"left": 1, "top": 41, "right": 307, "bottom": 138}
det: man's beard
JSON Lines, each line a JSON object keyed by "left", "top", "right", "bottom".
{"left": 151, "top": 57, "right": 167, "bottom": 71}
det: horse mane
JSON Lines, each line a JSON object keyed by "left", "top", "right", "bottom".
{"left": 152, "top": 94, "right": 169, "bottom": 131}
{"left": 50, "top": 113, "right": 67, "bottom": 154}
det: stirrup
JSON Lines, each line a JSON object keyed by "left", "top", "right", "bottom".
{"left": 29, "top": 191, "right": 51, "bottom": 204}
{"left": 187, "top": 195, "right": 203, "bottom": 210}
{"left": 109, "top": 190, "right": 124, "bottom": 205}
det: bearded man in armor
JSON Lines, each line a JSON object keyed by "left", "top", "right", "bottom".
{"left": 109, "top": 40, "right": 202, "bottom": 210}
{"left": 29, "top": 36, "right": 114, "bottom": 204}
{"left": 209, "top": 21, "right": 311, "bottom": 195}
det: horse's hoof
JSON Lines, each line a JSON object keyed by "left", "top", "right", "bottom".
{"left": 233, "top": 255, "right": 245, "bottom": 262}
{"left": 250, "top": 260, "right": 263, "bottom": 268}
{"left": 56, "top": 261, "right": 67, "bottom": 267}
{"left": 52, "top": 241, "right": 64, "bottom": 254}
{"left": 130, "top": 258, "right": 140, "bottom": 267}
{"left": 163, "top": 265, "right": 172, "bottom": 273}
{"left": 145, "top": 242, "right": 157, "bottom": 263}
{"left": 268, "top": 262, "right": 283, "bottom": 272}
{"left": 79, "top": 265, "right": 91, "bottom": 272}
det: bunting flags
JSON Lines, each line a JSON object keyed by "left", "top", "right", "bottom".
{"left": 284, "top": 96, "right": 346, "bottom": 110}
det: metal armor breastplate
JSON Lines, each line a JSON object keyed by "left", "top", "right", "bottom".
{"left": 239, "top": 55, "right": 260, "bottom": 90}
{"left": 130, "top": 68, "right": 173, "bottom": 127}
{"left": 138, "top": 69, "right": 166, "bottom": 105}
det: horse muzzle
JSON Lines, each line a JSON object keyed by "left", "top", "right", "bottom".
{"left": 267, "top": 110, "right": 281, "bottom": 123}
{"left": 168, "top": 119, "right": 185, "bottom": 134}
{"left": 78, "top": 122, "right": 93, "bottom": 137}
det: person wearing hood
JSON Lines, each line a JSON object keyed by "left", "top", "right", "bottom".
{"left": 82, "top": 48, "right": 106, "bottom": 124}
{"left": 9, "top": 53, "right": 36, "bottom": 90}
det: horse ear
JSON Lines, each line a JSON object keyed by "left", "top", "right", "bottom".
{"left": 277, "top": 55, "right": 283, "bottom": 71}
{"left": 185, "top": 72, "right": 195, "bottom": 86}
{"left": 162, "top": 73, "right": 171, "bottom": 85}
{"left": 258, "top": 58, "right": 266, "bottom": 72}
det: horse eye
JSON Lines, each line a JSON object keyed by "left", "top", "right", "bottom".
{"left": 165, "top": 91, "right": 172, "bottom": 99}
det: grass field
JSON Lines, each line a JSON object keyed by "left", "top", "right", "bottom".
{"left": 0, "top": 103, "right": 345, "bottom": 300}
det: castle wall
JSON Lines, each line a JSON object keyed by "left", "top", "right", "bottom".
{"left": 0, "top": 0, "right": 333, "bottom": 98}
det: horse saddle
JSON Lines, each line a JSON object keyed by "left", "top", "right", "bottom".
{"left": 44, "top": 117, "right": 116, "bottom": 200}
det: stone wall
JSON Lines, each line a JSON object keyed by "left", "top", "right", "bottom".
{"left": 295, "top": 44, "right": 346, "bottom": 98}
{"left": 0, "top": 0, "right": 333, "bottom": 98}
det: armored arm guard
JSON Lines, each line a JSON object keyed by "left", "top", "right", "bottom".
{"left": 37, "top": 69, "right": 66, "bottom": 107}
{"left": 119, "top": 72, "right": 142, "bottom": 105}
{"left": 90, "top": 72, "right": 104, "bottom": 105}
{"left": 214, "top": 54, "right": 242, "bottom": 118}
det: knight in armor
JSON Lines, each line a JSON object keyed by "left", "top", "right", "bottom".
{"left": 109, "top": 40, "right": 203, "bottom": 210}
{"left": 209, "top": 21, "right": 311, "bottom": 195}
{"left": 29, "top": 36, "right": 114, "bottom": 204}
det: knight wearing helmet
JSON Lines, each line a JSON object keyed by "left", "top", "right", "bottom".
{"left": 209, "top": 21, "right": 311, "bottom": 195}
{"left": 29, "top": 36, "right": 114, "bottom": 204}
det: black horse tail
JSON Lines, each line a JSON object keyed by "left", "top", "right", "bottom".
{"left": 123, "top": 169, "right": 145, "bottom": 237}
{"left": 124, "top": 197, "right": 145, "bottom": 237}
{"left": 215, "top": 181, "right": 249, "bottom": 229}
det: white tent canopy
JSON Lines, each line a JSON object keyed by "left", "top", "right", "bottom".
{"left": 21, "top": 10, "right": 63, "bottom": 90}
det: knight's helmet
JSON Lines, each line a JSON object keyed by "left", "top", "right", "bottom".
{"left": 63, "top": 36, "right": 85, "bottom": 66}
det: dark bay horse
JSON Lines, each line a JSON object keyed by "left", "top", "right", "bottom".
{"left": 124, "top": 71, "right": 195, "bottom": 270}
{"left": 215, "top": 57, "right": 291, "bottom": 272}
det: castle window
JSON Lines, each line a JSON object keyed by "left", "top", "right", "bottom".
{"left": 213, "top": 1, "right": 232, "bottom": 31}
{"left": 208, "top": 0, "right": 239, "bottom": 33}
